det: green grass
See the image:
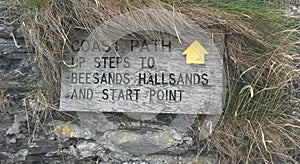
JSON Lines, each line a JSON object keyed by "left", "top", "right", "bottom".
{"left": 211, "top": 1, "right": 293, "bottom": 38}
{"left": 16, "top": 0, "right": 45, "bottom": 11}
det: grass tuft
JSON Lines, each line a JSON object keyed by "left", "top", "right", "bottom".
{"left": 16, "top": 0, "right": 45, "bottom": 12}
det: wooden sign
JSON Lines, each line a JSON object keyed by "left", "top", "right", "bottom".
{"left": 59, "top": 10, "right": 224, "bottom": 115}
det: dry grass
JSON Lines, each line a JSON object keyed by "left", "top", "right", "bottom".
{"left": 0, "top": 89, "right": 8, "bottom": 111}
{"left": 206, "top": 11, "right": 300, "bottom": 163}
{"left": 6, "top": 0, "right": 300, "bottom": 162}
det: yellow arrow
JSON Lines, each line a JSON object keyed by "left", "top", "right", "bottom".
{"left": 183, "top": 40, "right": 208, "bottom": 64}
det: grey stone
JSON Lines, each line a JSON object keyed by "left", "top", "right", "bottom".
{"left": 0, "top": 24, "right": 14, "bottom": 38}
{"left": 101, "top": 129, "right": 182, "bottom": 155}
{"left": 124, "top": 113, "right": 158, "bottom": 121}
{"left": 51, "top": 120, "right": 96, "bottom": 139}
{"left": 108, "top": 152, "right": 198, "bottom": 163}
{"left": 76, "top": 141, "right": 96, "bottom": 158}
{"left": 0, "top": 122, "right": 13, "bottom": 131}
{"left": 15, "top": 149, "right": 29, "bottom": 157}
{"left": 0, "top": 19, "right": 39, "bottom": 91}
{"left": 6, "top": 114, "right": 26, "bottom": 135}
{"left": 8, "top": 137, "right": 16, "bottom": 144}
{"left": 77, "top": 112, "right": 117, "bottom": 132}
{"left": 8, "top": 149, "right": 29, "bottom": 162}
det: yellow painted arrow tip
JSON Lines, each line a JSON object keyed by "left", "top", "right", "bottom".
{"left": 182, "top": 40, "right": 208, "bottom": 64}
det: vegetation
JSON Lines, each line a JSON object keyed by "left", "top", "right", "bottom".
{"left": 5, "top": 0, "right": 300, "bottom": 163}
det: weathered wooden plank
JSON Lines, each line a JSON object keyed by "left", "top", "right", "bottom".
{"left": 60, "top": 35, "right": 224, "bottom": 114}
{"left": 59, "top": 10, "right": 225, "bottom": 114}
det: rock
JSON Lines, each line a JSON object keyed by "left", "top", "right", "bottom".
{"left": 6, "top": 114, "right": 26, "bottom": 135}
{"left": 0, "top": 21, "right": 39, "bottom": 91}
{"left": 76, "top": 141, "right": 96, "bottom": 158}
{"left": 108, "top": 152, "right": 197, "bottom": 163}
{"left": 198, "top": 154, "right": 218, "bottom": 164}
{"left": 0, "top": 122, "right": 13, "bottom": 131}
{"left": 15, "top": 149, "right": 29, "bottom": 157}
{"left": 8, "top": 149, "right": 29, "bottom": 163}
{"left": 77, "top": 112, "right": 117, "bottom": 132}
{"left": 101, "top": 129, "right": 182, "bottom": 155}
{"left": 0, "top": 25, "right": 14, "bottom": 38}
{"left": 124, "top": 112, "right": 158, "bottom": 121}
{"left": 0, "top": 52, "right": 39, "bottom": 90}
{"left": 51, "top": 120, "right": 96, "bottom": 139}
